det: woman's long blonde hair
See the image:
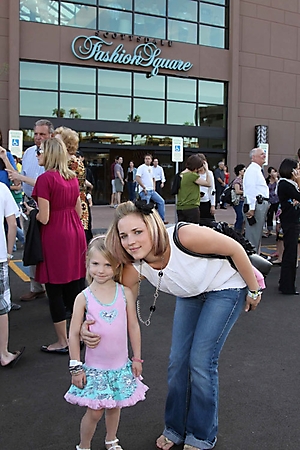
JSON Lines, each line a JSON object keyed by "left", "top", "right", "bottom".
{"left": 54, "top": 126, "right": 79, "bottom": 155}
{"left": 42, "top": 138, "right": 76, "bottom": 180}
{"left": 105, "top": 201, "right": 169, "bottom": 265}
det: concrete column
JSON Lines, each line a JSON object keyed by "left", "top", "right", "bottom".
{"left": 227, "top": 0, "right": 240, "bottom": 169}
{"left": 8, "top": 0, "right": 20, "bottom": 131}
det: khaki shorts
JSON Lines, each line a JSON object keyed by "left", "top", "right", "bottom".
{"left": 115, "top": 178, "right": 124, "bottom": 193}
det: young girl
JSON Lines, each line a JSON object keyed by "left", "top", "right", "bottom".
{"left": 64, "top": 236, "right": 148, "bottom": 450}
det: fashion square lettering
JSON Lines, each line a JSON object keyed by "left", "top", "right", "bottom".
{"left": 71, "top": 36, "right": 193, "bottom": 77}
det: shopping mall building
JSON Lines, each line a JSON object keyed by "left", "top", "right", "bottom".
{"left": 1, "top": 0, "right": 300, "bottom": 203}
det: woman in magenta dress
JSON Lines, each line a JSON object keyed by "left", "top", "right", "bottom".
{"left": 30, "top": 137, "right": 86, "bottom": 353}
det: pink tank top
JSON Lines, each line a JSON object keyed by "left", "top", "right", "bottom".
{"left": 83, "top": 283, "right": 128, "bottom": 370}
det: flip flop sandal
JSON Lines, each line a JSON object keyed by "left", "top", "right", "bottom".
{"left": 76, "top": 446, "right": 90, "bottom": 450}
{"left": 156, "top": 435, "right": 174, "bottom": 449}
{"left": 183, "top": 445, "right": 201, "bottom": 450}
{"left": 1, "top": 347, "right": 25, "bottom": 368}
{"left": 105, "top": 438, "right": 123, "bottom": 450}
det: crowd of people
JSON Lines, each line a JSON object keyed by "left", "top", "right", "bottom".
{"left": 1, "top": 120, "right": 300, "bottom": 450}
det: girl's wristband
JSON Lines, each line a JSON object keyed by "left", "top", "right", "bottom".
{"left": 69, "top": 360, "right": 82, "bottom": 368}
{"left": 132, "top": 357, "right": 144, "bottom": 363}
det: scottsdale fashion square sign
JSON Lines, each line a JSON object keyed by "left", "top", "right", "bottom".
{"left": 71, "top": 35, "right": 193, "bottom": 77}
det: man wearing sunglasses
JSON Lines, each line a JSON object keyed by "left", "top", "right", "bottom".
{"left": 7, "top": 119, "right": 54, "bottom": 301}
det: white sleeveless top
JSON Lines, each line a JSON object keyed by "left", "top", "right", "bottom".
{"left": 132, "top": 226, "right": 246, "bottom": 297}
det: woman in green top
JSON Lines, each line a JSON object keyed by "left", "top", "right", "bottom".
{"left": 177, "top": 155, "right": 211, "bottom": 224}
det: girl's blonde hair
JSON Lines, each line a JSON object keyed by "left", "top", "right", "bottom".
{"left": 105, "top": 201, "right": 169, "bottom": 264}
{"left": 86, "top": 235, "right": 122, "bottom": 284}
{"left": 42, "top": 138, "right": 76, "bottom": 180}
{"left": 54, "top": 126, "right": 79, "bottom": 155}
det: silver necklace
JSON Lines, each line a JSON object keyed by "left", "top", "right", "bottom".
{"left": 136, "top": 257, "right": 164, "bottom": 326}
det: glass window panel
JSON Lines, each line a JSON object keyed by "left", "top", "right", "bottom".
{"left": 167, "top": 77, "right": 196, "bottom": 102}
{"left": 20, "top": 62, "right": 58, "bottom": 90}
{"left": 99, "top": 0, "right": 132, "bottom": 9}
{"left": 60, "top": 93, "right": 96, "bottom": 119}
{"left": 61, "top": 66, "right": 96, "bottom": 93}
{"left": 98, "top": 96, "right": 131, "bottom": 121}
{"left": 133, "top": 135, "right": 172, "bottom": 146}
{"left": 134, "top": 73, "right": 165, "bottom": 99}
{"left": 134, "top": 15, "right": 165, "bottom": 39}
{"left": 200, "top": 4, "right": 225, "bottom": 27}
{"left": 65, "top": 0, "right": 96, "bottom": 4}
{"left": 20, "top": 90, "right": 58, "bottom": 116}
{"left": 80, "top": 132, "right": 132, "bottom": 144}
{"left": 20, "top": 0, "right": 59, "bottom": 24}
{"left": 135, "top": 0, "right": 166, "bottom": 16}
{"left": 134, "top": 99, "right": 164, "bottom": 123}
{"left": 183, "top": 136, "right": 200, "bottom": 148}
{"left": 168, "top": 0, "right": 197, "bottom": 21}
{"left": 60, "top": 3, "right": 96, "bottom": 29}
{"left": 98, "top": 69, "right": 131, "bottom": 96}
{"left": 202, "top": 0, "right": 226, "bottom": 5}
{"left": 197, "top": 138, "right": 226, "bottom": 149}
{"left": 21, "top": 129, "right": 35, "bottom": 142}
{"left": 199, "top": 25, "right": 225, "bottom": 48}
{"left": 168, "top": 20, "right": 197, "bottom": 44}
{"left": 196, "top": 105, "right": 226, "bottom": 127}
{"left": 99, "top": 8, "right": 132, "bottom": 33}
{"left": 167, "top": 102, "right": 196, "bottom": 125}
{"left": 198, "top": 80, "right": 224, "bottom": 104}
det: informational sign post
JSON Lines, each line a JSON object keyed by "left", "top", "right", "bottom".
{"left": 8, "top": 130, "right": 23, "bottom": 158}
{"left": 172, "top": 137, "right": 183, "bottom": 163}
{"left": 172, "top": 137, "right": 184, "bottom": 219}
{"left": 258, "top": 143, "right": 269, "bottom": 166}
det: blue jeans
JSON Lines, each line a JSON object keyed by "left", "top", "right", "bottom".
{"left": 233, "top": 200, "right": 244, "bottom": 233}
{"left": 127, "top": 182, "right": 136, "bottom": 202}
{"left": 139, "top": 189, "right": 165, "bottom": 221}
{"left": 163, "top": 288, "right": 247, "bottom": 449}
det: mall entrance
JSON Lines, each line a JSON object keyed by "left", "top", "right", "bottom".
{"left": 81, "top": 145, "right": 226, "bottom": 205}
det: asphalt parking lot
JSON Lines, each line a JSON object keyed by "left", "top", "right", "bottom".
{"left": 2, "top": 206, "right": 300, "bottom": 449}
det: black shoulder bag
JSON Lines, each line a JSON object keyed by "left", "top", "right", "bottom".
{"left": 173, "top": 222, "right": 272, "bottom": 277}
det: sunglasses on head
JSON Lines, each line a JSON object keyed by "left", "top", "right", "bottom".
{"left": 36, "top": 148, "right": 44, "bottom": 156}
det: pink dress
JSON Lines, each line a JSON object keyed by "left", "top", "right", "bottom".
{"left": 64, "top": 283, "right": 148, "bottom": 409}
{"left": 32, "top": 171, "right": 86, "bottom": 284}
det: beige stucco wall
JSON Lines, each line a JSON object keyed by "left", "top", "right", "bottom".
{"left": 236, "top": 0, "right": 300, "bottom": 171}
{"left": 0, "top": 0, "right": 9, "bottom": 145}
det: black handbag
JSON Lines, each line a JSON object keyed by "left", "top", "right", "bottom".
{"left": 23, "top": 209, "right": 43, "bottom": 266}
{"left": 173, "top": 222, "right": 272, "bottom": 277}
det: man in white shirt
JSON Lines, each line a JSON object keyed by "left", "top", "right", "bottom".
{"left": 0, "top": 183, "right": 25, "bottom": 367}
{"left": 152, "top": 158, "right": 166, "bottom": 196}
{"left": 8, "top": 119, "right": 54, "bottom": 301}
{"left": 243, "top": 147, "right": 269, "bottom": 252}
{"left": 136, "top": 153, "right": 167, "bottom": 224}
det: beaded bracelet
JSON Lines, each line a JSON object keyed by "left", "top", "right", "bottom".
{"left": 132, "top": 357, "right": 144, "bottom": 363}
{"left": 70, "top": 367, "right": 84, "bottom": 376}
{"left": 247, "top": 289, "right": 262, "bottom": 300}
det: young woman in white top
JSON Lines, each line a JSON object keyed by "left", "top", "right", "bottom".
{"left": 82, "top": 201, "right": 262, "bottom": 450}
